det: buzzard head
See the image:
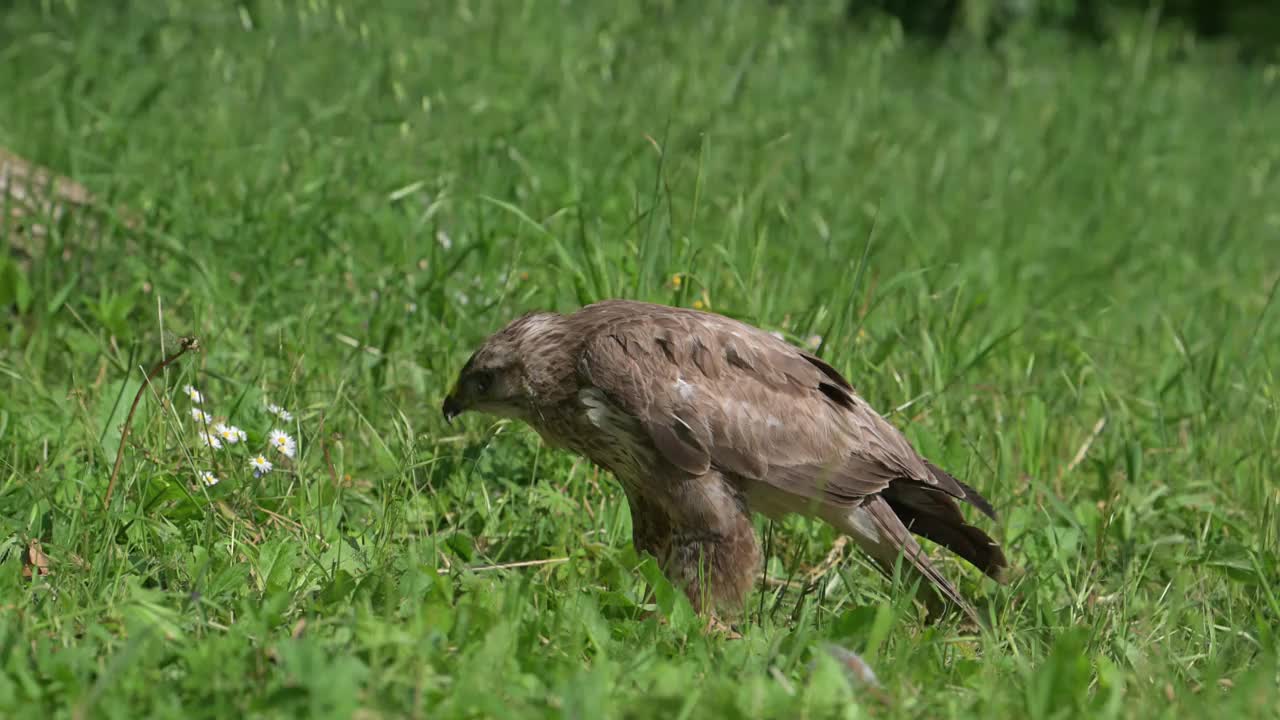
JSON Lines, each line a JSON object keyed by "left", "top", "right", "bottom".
{"left": 441, "top": 337, "right": 525, "bottom": 422}
{"left": 442, "top": 311, "right": 569, "bottom": 423}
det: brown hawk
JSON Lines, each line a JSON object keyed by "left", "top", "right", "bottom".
{"left": 443, "top": 299, "right": 1006, "bottom": 625}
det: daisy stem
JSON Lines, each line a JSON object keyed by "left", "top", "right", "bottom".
{"left": 104, "top": 335, "right": 201, "bottom": 509}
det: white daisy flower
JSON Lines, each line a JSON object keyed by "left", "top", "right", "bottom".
{"left": 198, "top": 470, "right": 219, "bottom": 487}
{"left": 191, "top": 407, "right": 213, "bottom": 424}
{"left": 268, "top": 429, "right": 297, "bottom": 459}
{"left": 804, "top": 334, "right": 823, "bottom": 351}
{"left": 264, "top": 401, "right": 294, "bottom": 422}
{"left": 182, "top": 384, "right": 204, "bottom": 404}
{"left": 199, "top": 431, "right": 223, "bottom": 450}
{"left": 215, "top": 423, "right": 247, "bottom": 445}
{"left": 249, "top": 454, "right": 273, "bottom": 477}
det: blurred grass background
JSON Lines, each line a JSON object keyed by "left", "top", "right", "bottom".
{"left": 1, "top": 1, "right": 1278, "bottom": 718}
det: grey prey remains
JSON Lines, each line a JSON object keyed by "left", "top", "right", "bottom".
{"left": 443, "top": 299, "right": 1006, "bottom": 625}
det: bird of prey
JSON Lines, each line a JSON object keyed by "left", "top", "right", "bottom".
{"left": 443, "top": 299, "right": 1006, "bottom": 625}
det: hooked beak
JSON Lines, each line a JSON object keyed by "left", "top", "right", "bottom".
{"left": 442, "top": 394, "right": 462, "bottom": 424}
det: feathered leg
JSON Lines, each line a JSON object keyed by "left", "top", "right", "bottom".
{"left": 626, "top": 476, "right": 760, "bottom": 622}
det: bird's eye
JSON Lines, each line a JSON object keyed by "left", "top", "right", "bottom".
{"left": 472, "top": 372, "right": 493, "bottom": 394}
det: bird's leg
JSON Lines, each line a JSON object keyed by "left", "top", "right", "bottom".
{"left": 624, "top": 488, "right": 673, "bottom": 615}
{"left": 663, "top": 526, "right": 759, "bottom": 618}
{"left": 624, "top": 481, "right": 760, "bottom": 634}
{"left": 704, "top": 614, "right": 743, "bottom": 640}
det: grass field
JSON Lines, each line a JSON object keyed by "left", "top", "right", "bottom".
{"left": 2, "top": 1, "right": 1279, "bottom": 717}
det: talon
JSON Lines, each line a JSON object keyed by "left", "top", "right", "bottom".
{"left": 704, "top": 614, "right": 742, "bottom": 640}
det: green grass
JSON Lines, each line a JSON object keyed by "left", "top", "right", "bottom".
{"left": 2, "top": 1, "right": 1278, "bottom": 717}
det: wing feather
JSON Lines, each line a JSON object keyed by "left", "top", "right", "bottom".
{"left": 574, "top": 302, "right": 988, "bottom": 514}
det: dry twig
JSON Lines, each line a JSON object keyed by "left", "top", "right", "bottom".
{"left": 1061, "top": 417, "right": 1107, "bottom": 479}
{"left": 436, "top": 557, "right": 569, "bottom": 575}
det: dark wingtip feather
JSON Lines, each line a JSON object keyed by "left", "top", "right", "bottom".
{"left": 957, "top": 480, "right": 998, "bottom": 521}
{"left": 922, "top": 460, "right": 999, "bottom": 521}
{"left": 898, "top": 509, "right": 1009, "bottom": 581}
{"left": 882, "top": 481, "right": 1008, "bottom": 583}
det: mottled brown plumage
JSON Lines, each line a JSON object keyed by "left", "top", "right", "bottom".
{"left": 443, "top": 299, "right": 1007, "bottom": 624}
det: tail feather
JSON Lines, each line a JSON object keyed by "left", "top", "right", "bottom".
{"left": 834, "top": 497, "right": 981, "bottom": 625}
